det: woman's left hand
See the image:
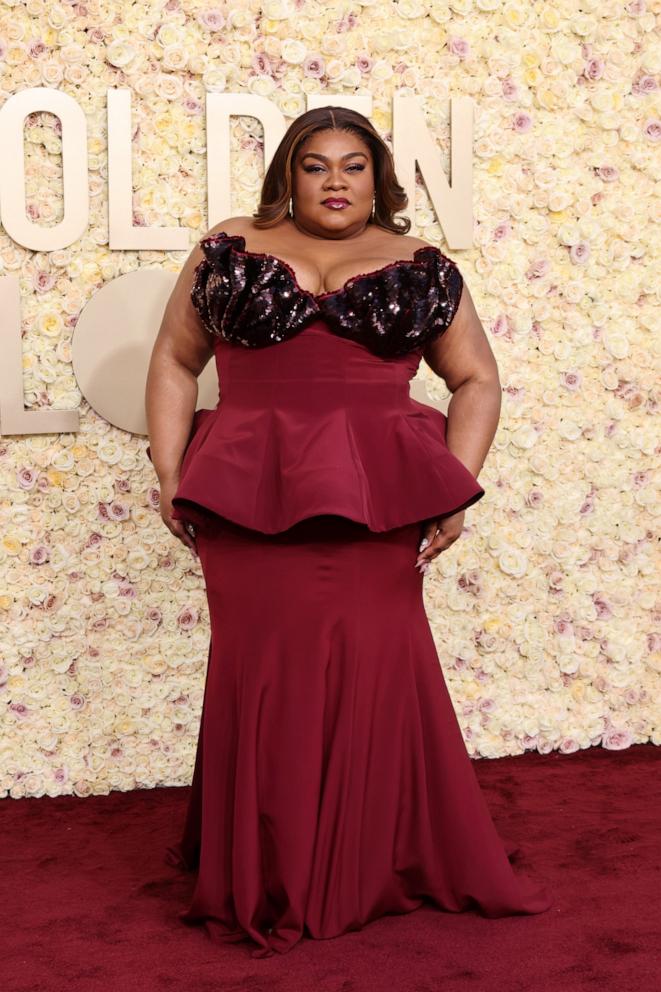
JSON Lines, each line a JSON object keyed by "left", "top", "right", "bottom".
{"left": 415, "top": 510, "right": 466, "bottom": 573}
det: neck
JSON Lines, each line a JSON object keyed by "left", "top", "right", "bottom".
{"left": 290, "top": 216, "right": 371, "bottom": 241}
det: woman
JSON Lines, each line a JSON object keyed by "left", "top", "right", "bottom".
{"left": 145, "top": 106, "right": 552, "bottom": 959}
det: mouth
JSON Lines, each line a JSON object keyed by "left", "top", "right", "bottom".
{"left": 322, "top": 198, "right": 350, "bottom": 209}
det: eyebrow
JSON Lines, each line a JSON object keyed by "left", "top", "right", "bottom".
{"left": 300, "top": 151, "right": 368, "bottom": 162}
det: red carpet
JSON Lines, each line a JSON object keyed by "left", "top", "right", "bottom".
{"left": 2, "top": 743, "right": 658, "bottom": 992}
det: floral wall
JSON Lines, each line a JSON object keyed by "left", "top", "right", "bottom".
{"left": 1, "top": 0, "right": 659, "bottom": 799}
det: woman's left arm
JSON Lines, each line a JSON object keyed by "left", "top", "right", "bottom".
{"left": 422, "top": 279, "right": 501, "bottom": 478}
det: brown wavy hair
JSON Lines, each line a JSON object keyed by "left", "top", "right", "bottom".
{"left": 252, "top": 106, "right": 411, "bottom": 235}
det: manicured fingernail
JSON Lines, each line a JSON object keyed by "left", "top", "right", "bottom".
{"left": 419, "top": 538, "right": 429, "bottom": 551}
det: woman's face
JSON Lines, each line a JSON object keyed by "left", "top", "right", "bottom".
{"left": 290, "top": 128, "right": 375, "bottom": 238}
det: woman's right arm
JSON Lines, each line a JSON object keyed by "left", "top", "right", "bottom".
{"left": 145, "top": 217, "right": 249, "bottom": 550}
{"left": 144, "top": 233, "right": 220, "bottom": 552}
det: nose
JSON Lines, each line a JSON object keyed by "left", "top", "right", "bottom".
{"left": 323, "top": 171, "right": 348, "bottom": 190}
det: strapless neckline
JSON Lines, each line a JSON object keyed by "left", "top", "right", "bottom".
{"left": 191, "top": 230, "right": 464, "bottom": 358}
{"left": 203, "top": 231, "right": 443, "bottom": 302}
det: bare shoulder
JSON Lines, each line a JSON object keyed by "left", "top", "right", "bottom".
{"left": 373, "top": 230, "right": 434, "bottom": 260}
{"left": 204, "top": 215, "right": 255, "bottom": 239}
{"left": 398, "top": 234, "right": 433, "bottom": 252}
{"left": 388, "top": 233, "right": 463, "bottom": 266}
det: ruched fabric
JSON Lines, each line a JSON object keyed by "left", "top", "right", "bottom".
{"left": 188, "top": 230, "right": 465, "bottom": 358}
{"left": 146, "top": 322, "right": 485, "bottom": 534}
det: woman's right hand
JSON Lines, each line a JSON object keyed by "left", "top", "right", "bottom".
{"left": 158, "top": 476, "right": 198, "bottom": 558}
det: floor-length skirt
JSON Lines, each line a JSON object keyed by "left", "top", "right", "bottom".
{"left": 164, "top": 512, "right": 552, "bottom": 958}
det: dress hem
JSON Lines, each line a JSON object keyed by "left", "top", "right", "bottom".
{"left": 170, "top": 488, "right": 486, "bottom": 535}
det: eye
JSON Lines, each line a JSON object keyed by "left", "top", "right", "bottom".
{"left": 303, "top": 164, "right": 366, "bottom": 173}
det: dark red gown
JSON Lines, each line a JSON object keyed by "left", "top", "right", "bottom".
{"left": 147, "top": 232, "right": 552, "bottom": 958}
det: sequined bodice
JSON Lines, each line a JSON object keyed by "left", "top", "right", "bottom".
{"left": 190, "top": 231, "right": 464, "bottom": 359}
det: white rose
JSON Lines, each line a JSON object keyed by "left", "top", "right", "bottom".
{"left": 64, "top": 64, "right": 88, "bottom": 85}
{"left": 156, "top": 24, "right": 183, "bottom": 48}
{"left": 203, "top": 67, "right": 228, "bottom": 91}
{"left": 509, "top": 424, "right": 538, "bottom": 450}
{"left": 261, "top": 0, "right": 290, "bottom": 17}
{"left": 162, "top": 44, "right": 188, "bottom": 71}
{"left": 279, "top": 93, "right": 306, "bottom": 116}
{"left": 36, "top": 310, "right": 63, "bottom": 338}
{"left": 372, "top": 59, "right": 393, "bottom": 81}
{"left": 126, "top": 547, "right": 151, "bottom": 571}
{"left": 106, "top": 40, "right": 136, "bottom": 68}
{"left": 603, "top": 330, "right": 630, "bottom": 359}
{"left": 557, "top": 419, "right": 582, "bottom": 442}
{"left": 156, "top": 74, "right": 184, "bottom": 101}
{"left": 41, "top": 61, "right": 64, "bottom": 85}
{"left": 96, "top": 441, "right": 123, "bottom": 466}
{"left": 497, "top": 548, "right": 528, "bottom": 577}
{"left": 248, "top": 76, "right": 276, "bottom": 97}
{"left": 281, "top": 39, "right": 307, "bottom": 64}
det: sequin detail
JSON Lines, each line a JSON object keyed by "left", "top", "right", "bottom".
{"left": 190, "top": 231, "right": 464, "bottom": 358}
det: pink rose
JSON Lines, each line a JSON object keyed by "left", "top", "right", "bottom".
{"left": 632, "top": 74, "right": 657, "bottom": 94}
{"left": 592, "top": 594, "right": 613, "bottom": 619}
{"left": 448, "top": 37, "right": 470, "bottom": 59}
{"left": 252, "top": 53, "right": 272, "bottom": 75}
{"left": 303, "top": 56, "right": 325, "bottom": 79}
{"left": 502, "top": 77, "right": 518, "bottom": 101}
{"left": 596, "top": 165, "right": 619, "bottom": 182}
{"left": 526, "top": 257, "right": 550, "bottom": 279}
{"left": 197, "top": 7, "right": 225, "bottom": 31}
{"left": 569, "top": 241, "right": 590, "bottom": 264}
{"left": 28, "top": 40, "right": 47, "bottom": 58}
{"left": 29, "top": 545, "right": 50, "bottom": 565}
{"left": 117, "top": 580, "right": 136, "bottom": 598}
{"left": 584, "top": 58, "right": 604, "bottom": 80}
{"left": 561, "top": 371, "right": 582, "bottom": 391}
{"left": 643, "top": 118, "right": 661, "bottom": 141}
{"left": 17, "top": 467, "right": 38, "bottom": 490}
{"left": 512, "top": 112, "right": 532, "bottom": 133}
{"left": 177, "top": 606, "right": 199, "bottom": 630}
{"left": 602, "top": 728, "right": 633, "bottom": 750}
